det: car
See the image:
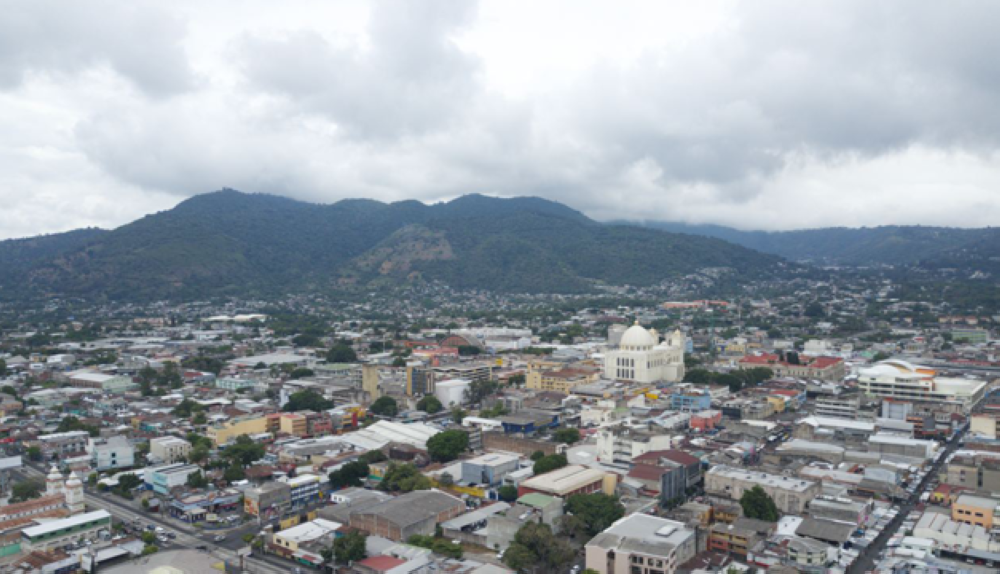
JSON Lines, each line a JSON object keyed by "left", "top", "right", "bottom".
{"left": 167, "top": 532, "right": 176, "bottom": 539}
{"left": 196, "top": 545, "right": 208, "bottom": 551}
{"left": 214, "top": 535, "right": 226, "bottom": 542}
{"left": 155, "top": 527, "right": 165, "bottom": 533}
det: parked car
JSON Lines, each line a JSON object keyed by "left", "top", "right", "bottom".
{"left": 214, "top": 535, "right": 226, "bottom": 542}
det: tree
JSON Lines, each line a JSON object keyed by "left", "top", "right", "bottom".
{"left": 189, "top": 445, "right": 209, "bottom": 464}
{"left": 141, "top": 531, "right": 157, "bottom": 545}
{"left": 370, "top": 396, "right": 398, "bottom": 417}
{"left": 804, "top": 302, "right": 825, "bottom": 318}
{"left": 10, "top": 480, "right": 42, "bottom": 502}
{"left": 378, "top": 463, "right": 431, "bottom": 492}
{"left": 0, "top": 359, "right": 6, "bottom": 377}
{"left": 532, "top": 454, "right": 567, "bottom": 475}
{"left": 187, "top": 471, "right": 209, "bottom": 489}
{"left": 450, "top": 406, "right": 467, "bottom": 424}
{"left": 465, "top": 379, "right": 499, "bottom": 405}
{"left": 507, "top": 373, "right": 526, "bottom": 387}
{"left": 56, "top": 415, "right": 100, "bottom": 437}
{"left": 426, "top": 430, "right": 469, "bottom": 463}
{"left": 292, "top": 334, "right": 320, "bottom": 348}
{"left": 872, "top": 351, "right": 890, "bottom": 362}
{"left": 503, "top": 522, "right": 574, "bottom": 573}
{"left": 530, "top": 450, "right": 545, "bottom": 462}
{"left": 329, "top": 461, "right": 369, "bottom": 489}
{"left": 407, "top": 535, "right": 463, "bottom": 559}
{"left": 740, "top": 485, "right": 779, "bottom": 522}
{"left": 359, "top": 450, "right": 387, "bottom": 464}
{"left": 141, "top": 498, "right": 150, "bottom": 509}
{"left": 118, "top": 474, "right": 143, "bottom": 492}
{"left": 192, "top": 411, "right": 207, "bottom": 425}
{"left": 439, "top": 472, "right": 455, "bottom": 487}
{"left": 565, "top": 493, "right": 625, "bottom": 536}
{"left": 333, "top": 530, "right": 367, "bottom": 564}
{"left": 0, "top": 384, "right": 15, "bottom": 397}
{"left": 26, "top": 446, "right": 42, "bottom": 461}
{"left": 717, "top": 373, "right": 742, "bottom": 392}
{"left": 683, "top": 368, "right": 715, "bottom": 385}
{"left": 416, "top": 395, "right": 443, "bottom": 414}
{"left": 283, "top": 389, "right": 333, "bottom": 412}
{"left": 222, "top": 435, "right": 265, "bottom": 466}
{"left": 553, "top": 427, "right": 581, "bottom": 445}
{"left": 457, "top": 345, "right": 481, "bottom": 356}
{"left": 224, "top": 463, "right": 246, "bottom": 483}
{"left": 326, "top": 344, "right": 358, "bottom": 364}
{"left": 290, "top": 368, "right": 315, "bottom": 379}
{"left": 498, "top": 485, "right": 518, "bottom": 502}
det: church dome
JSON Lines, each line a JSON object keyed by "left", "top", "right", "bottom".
{"left": 65, "top": 471, "right": 83, "bottom": 488}
{"left": 619, "top": 323, "right": 657, "bottom": 350}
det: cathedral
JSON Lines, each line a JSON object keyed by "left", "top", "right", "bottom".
{"left": 45, "top": 464, "right": 86, "bottom": 515}
{"left": 604, "top": 322, "right": 686, "bottom": 384}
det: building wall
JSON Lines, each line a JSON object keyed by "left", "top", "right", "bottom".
{"left": 207, "top": 416, "right": 268, "bottom": 446}
{"left": 952, "top": 500, "right": 996, "bottom": 528}
{"left": 150, "top": 438, "right": 192, "bottom": 464}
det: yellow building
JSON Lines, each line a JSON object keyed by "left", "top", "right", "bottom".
{"left": 765, "top": 395, "right": 786, "bottom": 414}
{"left": 206, "top": 415, "right": 269, "bottom": 446}
{"left": 952, "top": 494, "right": 998, "bottom": 529}
{"left": 280, "top": 413, "right": 307, "bottom": 437}
{"left": 527, "top": 364, "right": 601, "bottom": 394}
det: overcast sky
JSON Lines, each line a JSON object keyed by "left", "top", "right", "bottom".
{"left": 2, "top": 0, "right": 1000, "bottom": 239}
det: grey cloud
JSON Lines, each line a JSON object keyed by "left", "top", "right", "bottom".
{"left": 238, "top": 0, "right": 481, "bottom": 138}
{"left": 0, "top": 0, "right": 195, "bottom": 97}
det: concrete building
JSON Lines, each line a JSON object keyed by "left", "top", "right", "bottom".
{"left": 460, "top": 453, "right": 520, "bottom": 487}
{"left": 145, "top": 463, "right": 202, "bottom": 495}
{"left": 244, "top": 481, "right": 291, "bottom": 518}
{"left": 37, "top": 431, "right": 89, "bottom": 460}
{"left": 857, "top": 360, "right": 987, "bottom": 411}
{"left": 349, "top": 490, "right": 465, "bottom": 542}
{"left": 91, "top": 436, "right": 135, "bottom": 471}
{"left": 527, "top": 366, "right": 601, "bottom": 394}
{"left": 518, "top": 465, "right": 615, "bottom": 499}
{"left": 284, "top": 474, "right": 324, "bottom": 508}
{"left": 206, "top": 415, "right": 269, "bottom": 446}
{"left": 20, "top": 510, "right": 111, "bottom": 552}
{"left": 971, "top": 413, "right": 1000, "bottom": 439}
{"left": 149, "top": 436, "right": 192, "bottom": 464}
{"left": 866, "top": 433, "right": 937, "bottom": 459}
{"left": 432, "top": 363, "right": 493, "bottom": 384}
{"left": 706, "top": 466, "right": 820, "bottom": 515}
{"left": 585, "top": 514, "right": 697, "bottom": 574}
{"left": 67, "top": 372, "right": 136, "bottom": 393}
{"left": 952, "top": 494, "right": 999, "bottom": 529}
{"left": 604, "top": 323, "right": 685, "bottom": 384}
{"left": 596, "top": 425, "right": 673, "bottom": 465}
{"left": 435, "top": 379, "right": 472, "bottom": 407}
{"left": 738, "top": 353, "right": 845, "bottom": 381}
{"left": 814, "top": 394, "right": 861, "bottom": 420}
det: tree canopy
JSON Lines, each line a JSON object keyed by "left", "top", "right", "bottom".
{"left": 326, "top": 344, "right": 358, "bottom": 364}
{"left": 416, "top": 395, "right": 442, "bottom": 414}
{"left": 740, "top": 485, "right": 779, "bottom": 522}
{"left": 329, "top": 461, "right": 369, "bottom": 489}
{"left": 333, "top": 530, "right": 367, "bottom": 564}
{"left": 284, "top": 389, "right": 333, "bottom": 412}
{"left": 565, "top": 493, "right": 625, "bottom": 536}
{"left": 378, "top": 463, "right": 431, "bottom": 492}
{"left": 426, "top": 430, "right": 469, "bottom": 463}
{"left": 503, "top": 522, "right": 574, "bottom": 573}
{"left": 10, "top": 480, "right": 42, "bottom": 503}
{"left": 222, "top": 435, "right": 265, "bottom": 466}
{"left": 370, "top": 396, "right": 398, "bottom": 417}
{"left": 532, "top": 453, "right": 567, "bottom": 475}
{"left": 553, "top": 427, "right": 581, "bottom": 444}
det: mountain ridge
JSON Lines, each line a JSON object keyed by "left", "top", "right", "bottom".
{"left": 0, "top": 190, "right": 782, "bottom": 301}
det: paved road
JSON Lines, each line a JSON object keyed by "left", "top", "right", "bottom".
{"left": 14, "top": 464, "right": 295, "bottom": 574}
{"left": 846, "top": 425, "right": 966, "bottom": 574}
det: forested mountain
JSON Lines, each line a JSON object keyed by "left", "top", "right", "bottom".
{"left": 633, "top": 221, "right": 1000, "bottom": 270}
{"left": 0, "top": 190, "right": 784, "bottom": 301}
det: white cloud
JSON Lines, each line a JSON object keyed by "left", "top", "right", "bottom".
{"left": 1, "top": 0, "right": 1000, "bottom": 239}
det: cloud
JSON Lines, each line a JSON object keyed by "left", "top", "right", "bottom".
{"left": 0, "top": 0, "right": 196, "bottom": 97}
{"left": 2, "top": 0, "right": 1000, "bottom": 238}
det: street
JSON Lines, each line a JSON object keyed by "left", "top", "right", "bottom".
{"left": 12, "top": 464, "right": 296, "bottom": 574}
{"left": 846, "top": 424, "right": 967, "bottom": 574}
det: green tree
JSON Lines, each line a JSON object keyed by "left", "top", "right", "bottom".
{"left": 529, "top": 450, "right": 545, "bottom": 462}
{"left": 503, "top": 522, "right": 574, "bottom": 573}
{"left": 683, "top": 368, "right": 715, "bottom": 385}
{"left": 378, "top": 463, "right": 431, "bottom": 492}
{"left": 326, "top": 344, "right": 358, "bottom": 364}
{"left": 872, "top": 351, "right": 890, "bottom": 362}
{"left": 189, "top": 445, "right": 209, "bottom": 464}
{"left": 426, "top": 430, "right": 469, "bottom": 463}
{"left": 416, "top": 395, "right": 443, "bottom": 414}
{"left": 438, "top": 472, "right": 454, "bottom": 487}
{"left": 370, "top": 396, "right": 398, "bottom": 417}
{"left": 26, "top": 446, "right": 42, "bottom": 461}
{"left": 222, "top": 435, "right": 265, "bottom": 466}
{"left": 10, "top": 480, "right": 43, "bottom": 502}
{"left": 224, "top": 463, "right": 246, "bottom": 483}
{"left": 553, "top": 427, "right": 581, "bottom": 444}
{"left": 507, "top": 373, "right": 526, "bottom": 387}
{"left": 192, "top": 411, "right": 207, "bottom": 425}
{"left": 740, "top": 485, "right": 779, "bottom": 522}
{"left": 118, "top": 474, "right": 143, "bottom": 492}
{"left": 450, "top": 406, "right": 467, "bottom": 424}
{"left": 532, "top": 454, "right": 567, "bottom": 475}
{"left": 464, "top": 379, "right": 499, "bottom": 405}
{"left": 0, "top": 359, "right": 6, "bottom": 377}
{"left": 359, "top": 450, "right": 387, "bottom": 464}
{"left": 407, "top": 535, "right": 463, "bottom": 559}
{"left": 333, "top": 530, "right": 367, "bottom": 564}
{"left": 187, "top": 471, "right": 209, "bottom": 489}
{"left": 0, "top": 384, "right": 15, "bottom": 396}
{"left": 497, "top": 485, "right": 518, "bottom": 502}
{"left": 329, "top": 461, "right": 369, "bottom": 489}
{"left": 565, "top": 493, "right": 625, "bottom": 536}
{"left": 141, "top": 531, "right": 156, "bottom": 545}
{"left": 283, "top": 389, "right": 333, "bottom": 412}
{"left": 290, "top": 367, "right": 314, "bottom": 379}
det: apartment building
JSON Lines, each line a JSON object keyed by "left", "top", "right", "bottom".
{"left": 149, "top": 436, "right": 192, "bottom": 464}
{"left": 706, "top": 466, "right": 820, "bottom": 515}
{"left": 857, "top": 360, "right": 987, "bottom": 412}
{"left": 585, "top": 514, "right": 697, "bottom": 574}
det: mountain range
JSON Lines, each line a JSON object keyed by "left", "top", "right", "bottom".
{"left": 0, "top": 190, "right": 783, "bottom": 301}
{"left": 632, "top": 221, "right": 1000, "bottom": 271}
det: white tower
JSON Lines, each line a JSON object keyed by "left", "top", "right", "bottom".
{"left": 64, "top": 471, "right": 85, "bottom": 515}
{"left": 45, "top": 465, "right": 64, "bottom": 497}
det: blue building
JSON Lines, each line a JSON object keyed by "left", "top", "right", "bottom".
{"left": 671, "top": 391, "right": 711, "bottom": 412}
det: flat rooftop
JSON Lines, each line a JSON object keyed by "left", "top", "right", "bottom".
{"left": 708, "top": 465, "right": 818, "bottom": 493}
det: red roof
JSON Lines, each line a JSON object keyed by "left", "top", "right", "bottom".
{"left": 357, "top": 556, "right": 406, "bottom": 572}
{"left": 739, "top": 353, "right": 842, "bottom": 370}
{"left": 633, "top": 449, "right": 700, "bottom": 467}
{"left": 627, "top": 464, "right": 668, "bottom": 481}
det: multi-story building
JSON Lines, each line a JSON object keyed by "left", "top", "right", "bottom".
{"left": 596, "top": 425, "right": 673, "bottom": 465}
{"left": 67, "top": 372, "right": 137, "bottom": 393}
{"left": 215, "top": 377, "right": 262, "bottom": 392}
{"left": 279, "top": 413, "right": 308, "bottom": 437}
{"left": 738, "top": 353, "right": 845, "bottom": 381}
{"left": 952, "top": 494, "right": 999, "bottom": 529}
{"left": 91, "top": 436, "right": 135, "bottom": 471}
{"left": 585, "top": 514, "right": 697, "bottom": 574}
{"left": 245, "top": 481, "right": 291, "bottom": 519}
{"left": 815, "top": 393, "right": 861, "bottom": 420}
{"left": 145, "top": 463, "right": 202, "bottom": 495}
{"left": 206, "top": 415, "right": 269, "bottom": 446}
{"left": 527, "top": 366, "right": 601, "bottom": 394}
{"left": 460, "top": 453, "right": 520, "bottom": 487}
{"left": 431, "top": 362, "right": 493, "bottom": 384}
{"left": 285, "top": 474, "right": 324, "bottom": 508}
{"left": 670, "top": 391, "right": 711, "bottom": 412}
{"left": 857, "top": 360, "right": 987, "bottom": 412}
{"left": 709, "top": 517, "right": 775, "bottom": 558}
{"left": 20, "top": 510, "right": 112, "bottom": 552}
{"left": 706, "top": 466, "right": 820, "bottom": 515}
{"left": 149, "top": 436, "right": 192, "bottom": 464}
{"left": 971, "top": 413, "right": 1000, "bottom": 439}
{"left": 37, "top": 431, "right": 89, "bottom": 461}
{"left": 405, "top": 366, "right": 435, "bottom": 397}
{"left": 945, "top": 455, "right": 1000, "bottom": 492}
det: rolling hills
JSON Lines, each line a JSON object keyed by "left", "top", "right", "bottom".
{"left": 0, "top": 190, "right": 785, "bottom": 301}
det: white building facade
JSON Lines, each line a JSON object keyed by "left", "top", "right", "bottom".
{"left": 604, "top": 323, "right": 685, "bottom": 384}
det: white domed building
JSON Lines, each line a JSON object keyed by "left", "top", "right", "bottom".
{"left": 603, "top": 322, "right": 686, "bottom": 383}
